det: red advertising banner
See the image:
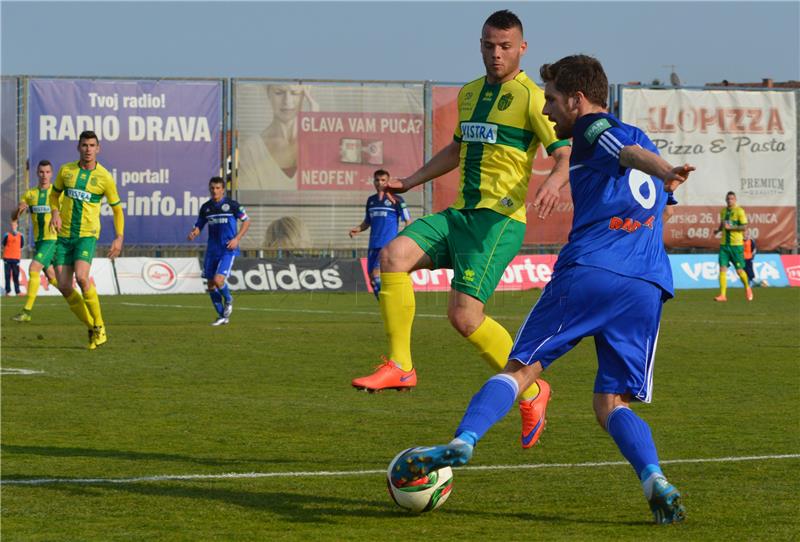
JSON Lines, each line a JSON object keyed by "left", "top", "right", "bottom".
{"left": 781, "top": 255, "right": 800, "bottom": 287}
{"left": 297, "top": 112, "right": 423, "bottom": 191}
{"left": 360, "top": 254, "right": 558, "bottom": 293}
{"left": 664, "top": 205, "right": 797, "bottom": 249}
{"left": 431, "top": 86, "right": 573, "bottom": 246}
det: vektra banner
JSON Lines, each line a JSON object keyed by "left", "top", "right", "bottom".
{"left": 669, "top": 253, "right": 789, "bottom": 289}
{"left": 115, "top": 258, "right": 205, "bottom": 294}
{"left": 621, "top": 88, "right": 797, "bottom": 250}
{"left": 431, "top": 86, "right": 573, "bottom": 246}
{"left": 15, "top": 258, "right": 116, "bottom": 295}
{"left": 28, "top": 78, "right": 222, "bottom": 244}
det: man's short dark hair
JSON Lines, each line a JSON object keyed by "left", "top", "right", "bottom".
{"left": 726, "top": 191, "right": 736, "bottom": 197}
{"left": 78, "top": 130, "right": 99, "bottom": 143}
{"left": 484, "top": 10, "right": 523, "bottom": 35}
{"left": 540, "top": 55, "right": 609, "bottom": 108}
{"left": 37, "top": 159, "right": 52, "bottom": 169}
{"left": 209, "top": 176, "right": 225, "bottom": 186}
{"left": 373, "top": 169, "right": 390, "bottom": 179}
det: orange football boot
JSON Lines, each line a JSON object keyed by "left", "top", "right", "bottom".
{"left": 714, "top": 295, "right": 727, "bottom": 302}
{"left": 519, "top": 378, "right": 551, "bottom": 449}
{"left": 352, "top": 357, "right": 416, "bottom": 392}
{"left": 745, "top": 286, "right": 754, "bottom": 301}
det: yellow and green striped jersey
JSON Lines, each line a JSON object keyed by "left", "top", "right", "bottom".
{"left": 720, "top": 206, "right": 747, "bottom": 246}
{"left": 53, "top": 161, "right": 121, "bottom": 239}
{"left": 452, "top": 71, "right": 569, "bottom": 223}
{"left": 20, "top": 185, "right": 58, "bottom": 242}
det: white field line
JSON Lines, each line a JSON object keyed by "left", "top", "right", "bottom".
{"left": 3, "top": 453, "right": 798, "bottom": 486}
{"left": 116, "top": 302, "right": 781, "bottom": 325}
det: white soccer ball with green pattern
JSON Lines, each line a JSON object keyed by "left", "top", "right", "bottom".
{"left": 387, "top": 448, "right": 454, "bottom": 513}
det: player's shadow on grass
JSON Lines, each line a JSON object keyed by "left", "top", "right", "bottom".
{"left": 53, "top": 482, "right": 395, "bottom": 524}
{"left": 1, "top": 444, "right": 294, "bottom": 468}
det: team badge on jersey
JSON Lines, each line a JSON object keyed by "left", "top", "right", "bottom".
{"left": 497, "top": 92, "right": 514, "bottom": 111}
{"left": 222, "top": 203, "right": 230, "bottom": 211}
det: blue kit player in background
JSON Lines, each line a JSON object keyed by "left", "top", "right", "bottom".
{"left": 391, "top": 55, "right": 695, "bottom": 525}
{"left": 349, "top": 169, "right": 410, "bottom": 299}
{"left": 188, "top": 176, "right": 250, "bottom": 326}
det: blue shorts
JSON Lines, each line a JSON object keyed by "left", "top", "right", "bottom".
{"left": 203, "top": 251, "right": 236, "bottom": 281}
{"left": 510, "top": 265, "right": 666, "bottom": 403}
{"left": 367, "top": 248, "right": 382, "bottom": 274}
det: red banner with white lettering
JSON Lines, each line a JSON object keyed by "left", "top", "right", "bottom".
{"left": 296, "top": 112, "right": 423, "bottom": 191}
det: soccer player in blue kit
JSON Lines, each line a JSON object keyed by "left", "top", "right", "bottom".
{"left": 349, "top": 169, "right": 410, "bottom": 299}
{"left": 188, "top": 177, "right": 250, "bottom": 325}
{"left": 391, "top": 55, "right": 694, "bottom": 524}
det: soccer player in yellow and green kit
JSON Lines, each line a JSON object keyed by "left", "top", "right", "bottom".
{"left": 11, "top": 160, "right": 60, "bottom": 322}
{"left": 49, "top": 130, "right": 125, "bottom": 349}
{"left": 714, "top": 190, "right": 752, "bottom": 302}
{"left": 351, "top": 10, "right": 571, "bottom": 450}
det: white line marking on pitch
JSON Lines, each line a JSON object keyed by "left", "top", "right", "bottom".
{"left": 3, "top": 453, "right": 798, "bottom": 486}
{"left": 1, "top": 368, "right": 45, "bottom": 376}
{"left": 120, "top": 302, "right": 449, "bottom": 319}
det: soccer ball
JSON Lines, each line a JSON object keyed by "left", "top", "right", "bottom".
{"left": 386, "top": 447, "right": 454, "bottom": 513}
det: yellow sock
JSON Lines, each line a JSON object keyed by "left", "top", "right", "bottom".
{"left": 48, "top": 274, "right": 58, "bottom": 288}
{"left": 719, "top": 271, "right": 728, "bottom": 297}
{"left": 24, "top": 272, "right": 40, "bottom": 311}
{"left": 379, "top": 272, "right": 415, "bottom": 371}
{"left": 83, "top": 285, "right": 104, "bottom": 327}
{"left": 737, "top": 269, "right": 750, "bottom": 289}
{"left": 466, "top": 316, "right": 540, "bottom": 401}
{"left": 66, "top": 290, "right": 94, "bottom": 328}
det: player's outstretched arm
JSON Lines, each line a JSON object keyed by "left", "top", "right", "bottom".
{"left": 12, "top": 202, "right": 28, "bottom": 222}
{"left": 387, "top": 140, "right": 460, "bottom": 194}
{"left": 619, "top": 145, "right": 695, "bottom": 192}
{"left": 187, "top": 227, "right": 201, "bottom": 241}
{"left": 532, "top": 146, "right": 571, "bottom": 220}
{"left": 349, "top": 220, "right": 368, "bottom": 238}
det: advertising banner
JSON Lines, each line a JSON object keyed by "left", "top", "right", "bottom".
{"left": 780, "top": 255, "right": 800, "bottom": 287}
{"left": 13, "top": 258, "right": 116, "bottom": 295}
{"left": 669, "top": 253, "right": 789, "bottom": 289}
{"left": 1, "top": 77, "right": 17, "bottom": 228}
{"left": 621, "top": 88, "right": 797, "bottom": 250}
{"left": 226, "top": 257, "right": 364, "bottom": 292}
{"left": 115, "top": 257, "right": 205, "bottom": 294}
{"left": 28, "top": 78, "right": 222, "bottom": 244}
{"left": 431, "top": 86, "right": 573, "bottom": 246}
{"left": 360, "top": 254, "right": 558, "bottom": 293}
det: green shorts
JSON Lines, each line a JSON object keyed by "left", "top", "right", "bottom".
{"left": 32, "top": 240, "right": 57, "bottom": 267}
{"left": 400, "top": 207, "right": 525, "bottom": 303}
{"left": 719, "top": 245, "right": 745, "bottom": 270}
{"left": 55, "top": 237, "right": 97, "bottom": 266}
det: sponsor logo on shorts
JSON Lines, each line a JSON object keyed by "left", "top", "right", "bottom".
{"left": 500, "top": 197, "right": 514, "bottom": 208}
{"left": 463, "top": 269, "right": 476, "bottom": 282}
{"left": 142, "top": 260, "right": 178, "bottom": 291}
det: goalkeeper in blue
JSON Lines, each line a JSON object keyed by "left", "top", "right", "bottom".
{"left": 391, "top": 55, "right": 694, "bottom": 525}
{"left": 188, "top": 177, "right": 250, "bottom": 326}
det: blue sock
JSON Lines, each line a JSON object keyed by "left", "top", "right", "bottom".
{"left": 209, "top": 289, "right": 225, "bottom": 317}
{"left": 371, "top": 276, "right": 381, "bottom": 299}
{"left": 219, "top": 283, "right": 232, "bottom": 304}
{"left": 606, "top": 406, "right": 661, "bottom": 479}
{"left": 455, "top": 374, "right": 519, "bottom": 444}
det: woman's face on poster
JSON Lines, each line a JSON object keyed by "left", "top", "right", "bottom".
{"left": 267, "top": 85, "right": 305, "bottom": 122}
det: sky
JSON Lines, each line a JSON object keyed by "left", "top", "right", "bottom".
{"left": 1, "top": 1, "right": 798, "bottom": 87}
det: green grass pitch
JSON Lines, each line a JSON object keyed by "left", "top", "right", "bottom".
{"left": 2, "top": 288, "right": 799, "bottom": 540}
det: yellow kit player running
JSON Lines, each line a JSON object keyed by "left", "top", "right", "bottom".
{"left": 714, "top": 191, "right": 752, "bottom": 302}
{"left": 49, "top": 130, "right": 125, "bottom": 349}
{"left": 351, "top": 10, "right": 571, "bottom": 449}
{"left": 12, "top": 160, "right": 60, "bottom": 322}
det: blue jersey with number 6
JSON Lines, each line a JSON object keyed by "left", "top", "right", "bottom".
{"left": 555, "top": 112, "right": 673, "bottom": 297}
